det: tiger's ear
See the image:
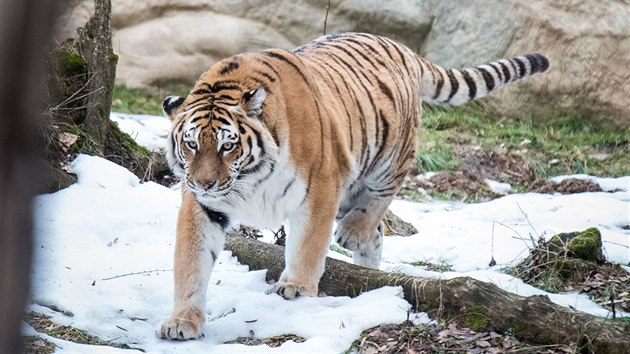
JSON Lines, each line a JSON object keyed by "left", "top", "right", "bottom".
{"left": 162, "top": 96, "right": 185, "bottom": 120}
{"left": 242, "top": 87, "right": 266, "bottom": 119}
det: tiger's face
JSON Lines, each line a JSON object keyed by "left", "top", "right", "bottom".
{"left": 163, "top": 87, "right": 269, "bottom": 201}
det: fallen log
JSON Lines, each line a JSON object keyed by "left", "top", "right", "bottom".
{"left": 225, "top": 235, "right": 630, "bottom": 354}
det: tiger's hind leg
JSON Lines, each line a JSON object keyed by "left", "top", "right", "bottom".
{"left": 334, "top": 191, "right": 393, "bottom": 269}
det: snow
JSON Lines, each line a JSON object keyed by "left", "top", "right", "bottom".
{"left": 25, "top": 113, "right": 630, "bottom": 353}
{"left": 484, "top": 178, "right": 512, "bottom": 195}
{"left": 110, "top": 112, "right": 171, "bottom": 151}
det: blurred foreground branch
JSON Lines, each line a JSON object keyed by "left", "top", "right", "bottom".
{"left": 0, "top": 0, "right": 62, "bottom": 352}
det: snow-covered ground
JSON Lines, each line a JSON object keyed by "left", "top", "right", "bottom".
{"left": 25, "top": 113, "right": 630, "bottom": 353}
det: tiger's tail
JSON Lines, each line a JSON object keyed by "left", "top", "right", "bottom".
{"left": 419, "top": 54, "right": 549, "bottom": 105}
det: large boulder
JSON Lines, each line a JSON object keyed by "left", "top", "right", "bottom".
{"left": 112, "top": 11, "right": 294, "bottom": 89}
{"left": 59, "top": 0, "right": 630, "bottom": 127}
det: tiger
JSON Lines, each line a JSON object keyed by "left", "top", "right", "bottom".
{"left": 158, "top": 32, "right": 549, "bottom": 340}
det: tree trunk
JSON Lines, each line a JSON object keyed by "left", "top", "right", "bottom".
{"left": 0, "top": 0, "right": 61, "bottom": 352}
{"left": 76, "top": 0, "right": 117, "bottom": 154}
{"left": 225, "top": 235, "right": 630, "bottom": 354}
{"left": 42, "top": 0, "right": 171, "bottom": 192}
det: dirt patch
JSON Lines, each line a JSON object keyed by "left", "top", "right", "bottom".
{"left": 457, "top": 149, "right": 535, "bottom": 185}
{"left": 383, "top": 210, "right": 417, "bottom": 236}
{"left": 21, "top": 336, "right": 56, "bottom": 354}
{"left": 402, "top": 148, "right": 539, "bottom": 202}
{"left": 350, "top": 321, "right": 574, "bottom": 353}
{"left": 225, "top": 333, "right": 305, "bottom": 347}
{"left": 404, "top": 171, "right": 498, "bottom": 202}
{"left": 404, "top": 147, "right": 609, "bottom": 201}
{"left": 23, "top": 312, "right": 138, "bottom": 351}
{"left": 527, "top": 178, "right": 603, "bottom": 194}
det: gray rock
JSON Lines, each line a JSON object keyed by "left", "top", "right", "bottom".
{"left": 58, "top": 0, "right": 630, "bottom": 127}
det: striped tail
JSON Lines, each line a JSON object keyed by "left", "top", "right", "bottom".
{"left": 420, "top": 53, "right": 549, "bottom": 105}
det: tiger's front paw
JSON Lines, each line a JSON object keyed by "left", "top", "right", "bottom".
{"left": 158, "top": 308, "right": 205, "bottom": 340}
{"left": 265, "top": 281, "right": 316, "bottom": 300}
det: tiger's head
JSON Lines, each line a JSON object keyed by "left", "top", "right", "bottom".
{"left": 163, "top": 85, "right": 275, "bottom": 201}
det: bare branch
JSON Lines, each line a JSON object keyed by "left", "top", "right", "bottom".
{"left": 323, "top": 0, "right": 331, "bottom": 35}
{"left": 101, "top": 269, "right": 172, "bottom": 281}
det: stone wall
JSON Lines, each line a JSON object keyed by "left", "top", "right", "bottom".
{"left": 58, "top": 0, "right": 630, "bottom": 127}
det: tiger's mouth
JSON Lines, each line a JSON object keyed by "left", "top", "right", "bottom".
{"left": 186, "top": 179, "right": 233, "bottom": 200}
{"left": 192, "top": 187, "right": 232, "bottom": 203}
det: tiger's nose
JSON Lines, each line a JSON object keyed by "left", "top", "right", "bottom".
{"left": 199, "top": 180, "right": 216, "bottom": 191}
{"left": 190, "top": 179, "right": 216, "bottom": 191}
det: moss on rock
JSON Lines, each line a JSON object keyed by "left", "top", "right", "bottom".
{"left": 567, "top": 228, "right": 603, "bottom": 262}
{"left": 508, "top": 227, "right": 607, "bottom": 293}
{"left": 550, "top": 227, "right": 604, "bottom": 263}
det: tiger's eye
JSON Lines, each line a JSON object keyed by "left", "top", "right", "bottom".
{"left": 185, "top": 141, "right": 198, "bottom": 151}
{"left": 223, "top": 142, "right": 234, "bottom": 151}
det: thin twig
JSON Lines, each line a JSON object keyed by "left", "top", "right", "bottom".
{"left": 323, "top": 0, "right": 331, "bottom": 35}
{"left": 101, "top": 269, "right": 172, "bottom": 281}
{"left": 455, "top": 332, "right": 487, "bottom": 345}
{"left": 493, "top": 220, "right": 532, "bottom": 251}
{"left": 515, "top": 201, "right": 539, "bottom": 241}
{"left": 51, "top": 72, "right": 97, "bottom": 109}
{"left": 489, "top": 222, "right": 497, "bottom": 266}
{"left": 603, "top": 240, "right": 629, "bottom": 248}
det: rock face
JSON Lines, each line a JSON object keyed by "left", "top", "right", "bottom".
{"left": 60, "top": 0, "right": 630, "bottom": 127}
{"left": 112, "top": 11, "right": 293, "bottom": 90}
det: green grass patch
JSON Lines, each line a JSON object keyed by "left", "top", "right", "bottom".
{"left": 407, "top": 259, "right": 453, "bottom": 272}
{"left": 415, "top": 145, "right": 458, "bottom": 172}
{"left": 112, "top": 84, "right": 190, "bottom": 116}
{"left": 330, "top": 243, "right": 352, "bottom": 258}
{"left": 418, "top": 104, "right": 630, "bottom": 178}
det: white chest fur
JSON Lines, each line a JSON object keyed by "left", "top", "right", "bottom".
{"left": 194, "top": 150, "right": 307, "bottom": 230}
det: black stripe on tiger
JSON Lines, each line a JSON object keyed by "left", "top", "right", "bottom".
{"left": 446, "top": 69, "right": 460, "bottom": 102}
{"left": 317, "top": 51, "right": 370, "bottom": 164}
{"left": 311, "top": 58, "right": 356, "bottom": 152}
{"left": 330, "top": 41, "right": 379, "bottom": 70}
{"left": 253, "top": 161, "right": 275, "bottom": 187}
{"left": 367, "top": 110, "right": 390, "bottom": 173}
{"left": 263, "top": 51, "right": 309, "bottom": 84}
{"left": 211, "top": 81, "right": 242, "bottom": 92}
{"left": 486, "top": 63, "right": 503, "bottom": 82}
{"left": 477, "top": 67, "right": 495, "bottom": 92}
{"left": 342, "top": 38, "right": 387, "bottom": 67}
{"left": 219, "top": 61, "right": 240, "bottom": 75}
{"left": 200, "top": 204, "right": 230, "bottom": 230}
{"left": 257, "top": 58, "right": 281, "bottom": 78}
{"left": 282, "top": 177, "right": 296, "bottom": 197}
{"left": 525, "top": 53, "right": 550, "bottom": 74}
{"left": 432, "top": 67, "right": 446, "bottom": 100}
{"left": 462, "top": 69, "right": 477, "bottom": 100}
{"left": 507, "top": 59, "right": 519, "bottom": 80}
{"left": 513, "top": 57, "right": 526, "bottom": 79}
{"left": 380, "top": 36, "right": 409, "bottom": 70}
{"left": 498, "top": 61, "right": 512, "bottom": 82}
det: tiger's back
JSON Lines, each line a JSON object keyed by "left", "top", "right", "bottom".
{"left": 159, "top": 32, "right": 548, "bottom": 340}
{"left": 292, "top": 32, "right": 548, "bottom": 183}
